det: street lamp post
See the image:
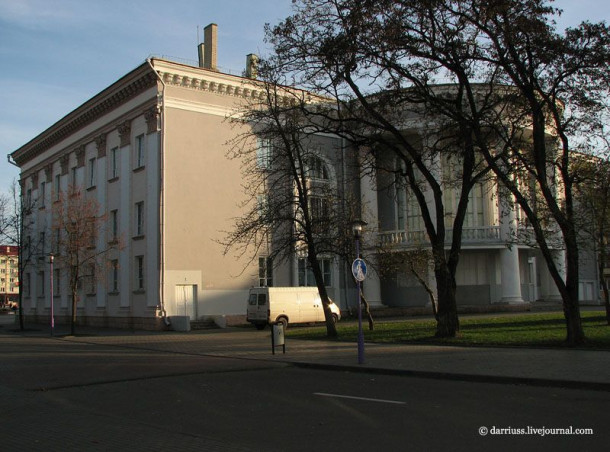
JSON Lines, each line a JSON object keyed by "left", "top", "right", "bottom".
{"left": 352, "top": 220, "right": 367, "bottom": 365}
{"left": 49, "top": 253, "right": 54, "bottom": 336}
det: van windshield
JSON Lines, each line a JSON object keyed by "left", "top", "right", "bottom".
{"left": 258, "top": 294, "right": 267, "bottom": 306}
{"left": 248, "top": 294, "right": 257, "bottom": 306}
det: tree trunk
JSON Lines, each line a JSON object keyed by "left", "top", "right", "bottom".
{"left": 71, "top": 289, "right": 77, "bottom": 336}
{"left": 434, "top": 265, "right": 459, "bottom": 337}
{"left": 562, "top": 243, "right": 585, "bottom": 346}
{"left": 599, "top": 261, "right": 610, "bottom": 326}
{"left": 562, "top": 277, "right": 585, "bottom": 345}
{"left": 360, "top": 291, "right": 375, "bottom": 331}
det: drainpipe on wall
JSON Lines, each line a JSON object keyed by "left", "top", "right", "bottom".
{"left": 146, "top": 58, "right": 170, "bottom": 327}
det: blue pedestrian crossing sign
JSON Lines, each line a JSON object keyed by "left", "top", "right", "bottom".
{"left": 352, "top": 258, "right": 367, "bottom": 282}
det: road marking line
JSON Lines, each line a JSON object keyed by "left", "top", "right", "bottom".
{"left": 314, "top": 392, "right": 406, "bottom": 405}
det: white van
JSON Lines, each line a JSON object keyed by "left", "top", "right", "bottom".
{"left": 247, "top": 287, "right": 341, "bottom": 330}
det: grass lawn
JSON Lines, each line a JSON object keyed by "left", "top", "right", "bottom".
{"left": 285, "top": 311, "right": 610, "bottom": 349}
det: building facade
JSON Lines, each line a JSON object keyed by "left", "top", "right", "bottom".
{"left": 10, "top": 28, "right": 602, "bottom": 330}
{"left": 0, "top": 245, "right": 19, "bottom": 307}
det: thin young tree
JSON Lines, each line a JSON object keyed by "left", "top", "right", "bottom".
{"left": 52, "top": 185, "right": 120, "bottom": 335}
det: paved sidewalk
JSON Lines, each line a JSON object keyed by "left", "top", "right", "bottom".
{"left": 5, "top": 321, "right": 609, "bottom": 391}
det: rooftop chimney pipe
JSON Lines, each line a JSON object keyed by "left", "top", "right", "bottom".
{"left": 203, "top": 23, "right": 217, "bottom": 71}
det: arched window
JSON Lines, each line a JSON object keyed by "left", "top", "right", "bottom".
{"left": 305, "top": 156, "right": 329, "bottom": 180}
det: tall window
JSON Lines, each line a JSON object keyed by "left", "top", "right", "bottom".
{"left": 465, "top": 182, "right": 485, "bottom": 227}
{"left": 53, "top": 269, "right": 61, "bottom": 296}
{"left": 258, "top": 257, "right": 273, "bottom": 287}
{"left": 110, "top": 147, "right": 119, "bottom": 179}
{"left": 298, "top": 258, "right": 332, "bottom": 287}
{"left": 135, "top": 202, "right": 144, "bottom": 236}
{"left": 135, "top": 135, "right": 145, "bottom": 169}
{"left": 305, "top": 156, "right": 329, "bottom": 179}
{"left": 37, "top": 271, "right": 45, "bottom": 296}
{"left": 39, "top": 181, "right": 46, "bottom": 207}
{"left": 135, "top": 256, "right": 144, "bottom": 291}
{"left": 88, "top": 158, "right": 96, "bottom": 188}
{"left": 110, "top": 210, "right": 119, "bottom": 242}
{"left": 24, "top": 273, "right": 31, "bottom": 297}
{"left": 39, "top": 231, "right": 45, "bottom": 254}
{"left": 54, "top": 174, "right": 61, "bottom": 201}
{"left": 110, "top": 260, "right": 119, "bottom": 293}
{"left": 256, "top": 137, "right": 272, "bottom": 169}
{"left": 87, "top": 264, "right": 96, "bottom": 294}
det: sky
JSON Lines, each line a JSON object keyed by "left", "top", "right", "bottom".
{"left": 1, "top": 0, "right": 609, "bottom": 195}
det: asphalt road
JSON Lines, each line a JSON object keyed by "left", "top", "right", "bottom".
{"left": 1, "top": 334, "right": 608, "bottom": 451}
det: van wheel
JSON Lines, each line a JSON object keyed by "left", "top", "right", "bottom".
{"left": 332, "top": 314, "right": 339, "bottom": 325}
{"left": 277, "top": 317, "right": 288, "bottom": 329}
{"left": 255, "top": 324, "right": 266, "bottom": 330}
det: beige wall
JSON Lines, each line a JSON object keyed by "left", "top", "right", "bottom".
{"left": 163, "top": 87, "right": 258, "bottom": 316}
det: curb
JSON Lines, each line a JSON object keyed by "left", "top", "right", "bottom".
{"left": 289, "top": 361, "right": 610, "bottom": 392}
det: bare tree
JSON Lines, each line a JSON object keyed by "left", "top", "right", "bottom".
{"left": 265, "top": 0, "right": 502, "bottom": 337}
{"left": 52, "top": 186, "right": 121, "bottom": 335}
{"left": 573, "top": 153, "right": 610, "bottom": 324}
{"left": 222, "top": 63, "right": 361, "bottom": 337}
{"left": 268, "top": 0, "right": 610, "bottom": 345}
{"left": 0, "top": 180, "right": 40, "bottom": 331}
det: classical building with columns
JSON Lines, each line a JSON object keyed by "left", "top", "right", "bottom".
{"left": 9, "top": 26, "right": 600, "bottom": 329}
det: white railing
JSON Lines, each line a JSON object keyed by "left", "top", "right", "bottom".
{"left": 378, "top": 226, "right": 502, "bottom": 247}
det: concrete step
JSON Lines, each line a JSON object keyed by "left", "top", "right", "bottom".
{"left": 189, "top": 319, "right": 219, "bottom": 330}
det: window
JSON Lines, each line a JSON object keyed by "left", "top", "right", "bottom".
{"left": 256, "top": 137, "right": 272, "bottom": 169}
{"left": 71, "top": 167, "right": 78, "bottom": 186}
{"left": 39, "top": 181, "right": 46, "bottom": 207}
{"left": 24, "top": 273, "right": 31, "bottom": 297}
{"left": 135, "top": 202, "right": 144, "bottom": 236}
{"left": 258, "top": 257, "right": 273, "bottom": 287}
{"left": 110, "top": 210, "right": 119, "bottom": 242}
{"left": 54, "top": 174, "right": 61, "bottom": 201}
{"left": 53, "top": 229, "right": 60, "bottom": 254}
{"left": 39, "top": 231, "right": 45, "bottom": 255}
{"left": 135, "top": 135, "right": 145, "bottom": 169}
{"left": 87, "top": 264, "right": 96, "bottom": 294}
{"left": 309, "top": 196, "right": 330, "bottom": 221}
{"left": 135, "top": 256, "right": 144, "bottom": 291}
{"left": 88, "top": 158, "right": 96, "bottom": 188}
{"left": 26, "top": 188, "right": 32, "bottom": 207}
{"left": 37, "top": 271, "right": 45, "bottom": 296}
{"left": 306, "top": 156, "right": 329, "bottom": 180}
{"left": 298, "top": 258, "right": 332, "bottom": 287}
{"left": 53, "top": 269, "right": 60, "bottom": 296}
{"left": 110, "top": 147, "right": 119, "bottom": 179}
{"left": 110, "top": 260, "right": 119, "bottom": 293}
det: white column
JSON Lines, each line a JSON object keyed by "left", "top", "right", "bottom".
{"left": 500, "top": 247, "right": 523, "bottom": 303}
{"left": 543, "top": 250, "right": 565, "bottom": 302}
{"left": 362, "top": 255, "right": 383, "bottom": 307}
{"left": 359, "top": 159, "right": 383, "bottom": 306}
{"left": 499, "top": 186, "right": 523, "bottom": 304}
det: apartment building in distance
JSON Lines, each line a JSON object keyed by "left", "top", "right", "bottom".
{"left": 0, "top": 245, "right": 19, "bottom": 308}
{"left": 9, "top": 24, "right": 601, "bottom": 330}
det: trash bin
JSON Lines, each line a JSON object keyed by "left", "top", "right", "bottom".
{"left": 271, "top": 322, "right": 285, "bottom": 354}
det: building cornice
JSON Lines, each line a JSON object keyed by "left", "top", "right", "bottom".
{"left": 11, "top": 62, "right": 158, "bottom": 166}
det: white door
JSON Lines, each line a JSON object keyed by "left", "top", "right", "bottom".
{"left": 175, "top": 285, "right": 197, "bottom": 320}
